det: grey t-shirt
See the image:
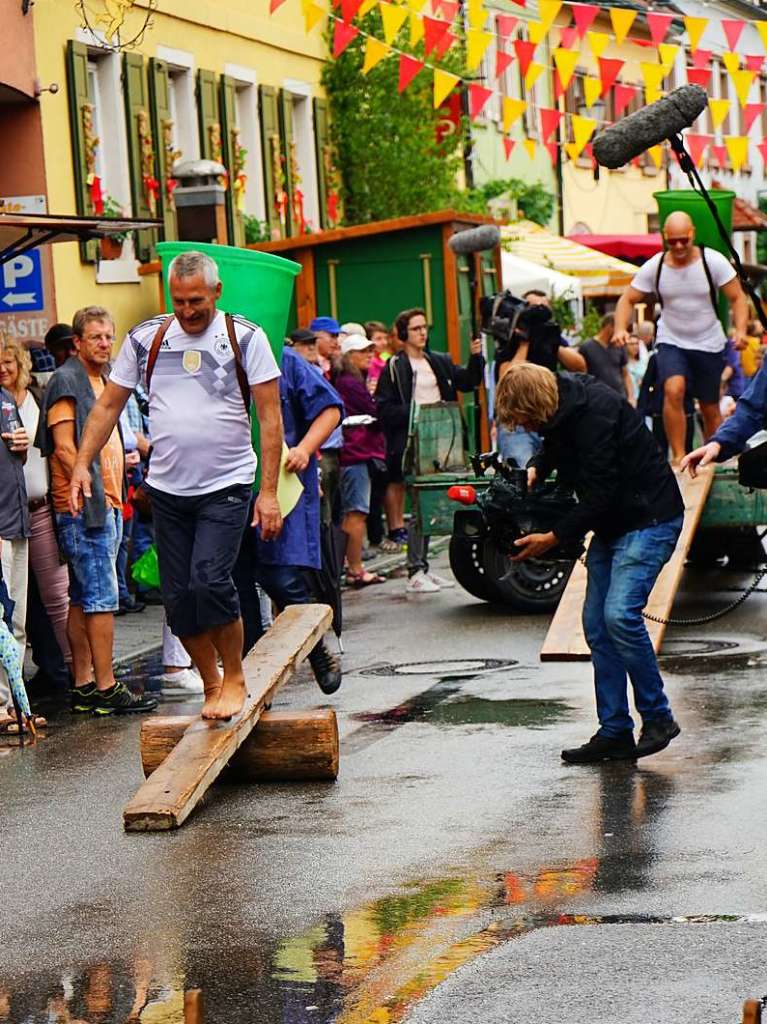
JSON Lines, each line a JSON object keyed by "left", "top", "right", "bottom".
{"left": 580, "top": 339, "right": 627, "bottom": 396}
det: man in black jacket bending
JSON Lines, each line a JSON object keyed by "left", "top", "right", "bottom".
{"left": 376, "top": 307, "right": 484, "bottom": 594}
{"left": 496, "top": 363, "right": 684, "bottom": 763}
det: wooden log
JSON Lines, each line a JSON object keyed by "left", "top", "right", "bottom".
{"left": 141, "top": 709, "right": 339, "bottom": 781}
{"left": 743, "top": 999, "right": 762, "bottom": 1024}
{"left": 184, "top": 989, "right": 204, "bottom": 1024}
{"left": 123, "top": 603, "right": 332, "bottom": 832}
{"left": 540, "top": 466, "right": 715, "bottom": 661}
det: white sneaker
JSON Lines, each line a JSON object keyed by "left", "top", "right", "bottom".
{"left": 406, "top": 570, "right": 441, "bottom": 594}
{"left": 155, "top": 668, "right": 204, "bottom": 696}
{"left": 425, "top": 571, "right": 455, "bottom": 589}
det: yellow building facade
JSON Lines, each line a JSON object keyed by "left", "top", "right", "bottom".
{"left": 25, "top": 0, "right": 330, "bottom": 339}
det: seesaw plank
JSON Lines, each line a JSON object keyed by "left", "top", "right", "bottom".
{"left": 540, "top": 466, "right": 714, "bottom": 661}
{"left": 123, "top": 603, "right": 332, "bottom": 831}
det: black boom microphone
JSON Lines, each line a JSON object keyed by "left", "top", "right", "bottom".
{"left": 592, "top": 85, "right": 708, "bottom": 169}
{"left": 448, "top": 223, "right": 502, "bottom": 254}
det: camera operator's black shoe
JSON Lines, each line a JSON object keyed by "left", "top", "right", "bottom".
{"left": 308, "top": 641, "right": 342, "bottom": 696}
{"left": 561, "top": 731, "right": 637, "bottom": 764}
{"left": 636, "top": 718, "right": 680, "bottom": 758}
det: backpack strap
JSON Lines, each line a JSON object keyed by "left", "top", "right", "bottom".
{"left": 699, "top": 246, "right": 721, "bottom": 319}
{"left": 144, "top": 316, "right": 174, "bottom": 393}
{"left": 654, "top": 251, "right": 664, "bottom": 309}
{"left": 224, "top": 313, "right": 253, "bottom": 412}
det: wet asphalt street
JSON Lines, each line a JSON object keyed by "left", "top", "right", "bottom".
{"left": 2, "top": 551, "right": 767, "bottom": 1023}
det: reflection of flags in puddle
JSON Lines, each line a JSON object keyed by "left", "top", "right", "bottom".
{"left": 533, "top": 859, "right": 599, "bottom": 901}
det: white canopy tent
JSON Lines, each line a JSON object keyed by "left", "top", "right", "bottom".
{"left": 500, "top": 250, "right": 583, "bottom": 317}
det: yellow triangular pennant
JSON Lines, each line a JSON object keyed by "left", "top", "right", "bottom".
{"left": 468, "top": 0, "right": 486, "bottom": 30}
{"left": 528, "top": 21, "right": 547, "bottom": 45}
{"left": 722, "top": 52, "right": 740, "bottom": 75}
{"left": 658, "top": 43, "right": 679, "bottom": 67}
{"left": 565, "top": 142, "right": 580, "bottom": 162}
{"left": 641, "top": 63, "right": 669, "bottom": 94}
{"left": 571, "top": 114, "right": 596, "bottom": 157}
{"left": 553, "top": 48, "right": 579, "bottom": 91}
{"left": 584, "top": 77, "right": 602, "bottom": 109}
{"left": 380, "top": 1, "right": 408, "bottom": 43}
{"left": 524, "top": 62, "right": 544, "bottom": 90}
{"left": 725, "top": 135, "right": 748, "bottom": 172}
{"left": 756, "top": 22, "right": 767, "bottom": 52}
{"left": 731, "top": 69, "right": 756, "bottom": 106}
{"left": 466, "top": 27, "right": 493, "bottom": 70}
{"left": 609, "top": 7, "right": 636, "bottom": 46}
{"left": 538, "top": 0, "right": 562, "bottom": 32}
{"left": 683, "top": 16, "right": 708, "bottom": 52}
{"left": 709, "top": 97, "right": 730, "bottom": 130}
{"left": 362, "top": 36, "right": 389, "bottom": 74}
{"left": 407, "top": 0, "right": 427, "bottom": 11}
{"left": 301, "top": 0, "right": 325, "bottom": 32}
{"left": 433, "top": 68, "right": 459, "bottom": 108}
{"left": 502, "top": 97, "right": 527, "bottom": 133}
{"left": 523, "top": 138, "right": 537, "bottom": 160}
{"left": 359, "top": 0, "right": 378, "bottom": 13}
{"left": 587, "top": 31, "right": 610, "bottom": 59}
{"left": 645, "top": 88, "right": 663, "bottom": 105}
{"left": 409, "top": 12, "right": 424, "bottom": 45}
{"left": 648, "top": 145, "right": 663, "bottom": 169}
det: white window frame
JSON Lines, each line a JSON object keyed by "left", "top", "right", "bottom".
{"left": 225, "top": 63, "right": 266, "bottom": 223}
{"left": 283, "top": 78, "right": 320, "bottom": 231}
{"left": 156, "top": 45, "right": 199, "bottom": 164}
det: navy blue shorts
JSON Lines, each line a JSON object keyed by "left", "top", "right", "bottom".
{"left": 655, "top": 344, "right": 725, "bottom": 406}
{"left": 147, "top": 482, "right": 252, "bottom": 638}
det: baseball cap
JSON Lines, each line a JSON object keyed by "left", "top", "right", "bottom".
{"left": 340, "top": 321, "right": 365, "bottom": 338}
{"left": 310, "top": 316, "right": 341, "bottom": 334}
{"left": 288, "top": 328, "right": 317, "bottom": 346}
{"left": 44, "top": 322, "right": 75, "bottom": 351}
{"left": 340, "top": 333, "right": 374, "bottom": 355}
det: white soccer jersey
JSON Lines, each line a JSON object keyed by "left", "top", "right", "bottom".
{"left": 111, "top": 310, "right": 280, "bottom": 496}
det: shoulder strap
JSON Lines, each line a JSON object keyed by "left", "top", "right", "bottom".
{"left": 699, "top": 247, "right": 721, "bottom": 319}
{"left": 144, "top": 317, "right": 174, "bottom": 394}
{"left": 225, "top": 313, "right": 253, "bottom": 412}
{"left": 654, "top": 251, "right": 664, "bottom": 308}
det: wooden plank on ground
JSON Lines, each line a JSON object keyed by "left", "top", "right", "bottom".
{"left": 123, "top": 603, "right": 332, "bottom": 832}
{"left": 540, "top": 466, "right": 715, "bottom": 662}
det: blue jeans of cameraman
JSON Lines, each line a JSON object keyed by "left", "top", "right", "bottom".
{"left": 582, "top": 515, "right": 683, "bottom": 738}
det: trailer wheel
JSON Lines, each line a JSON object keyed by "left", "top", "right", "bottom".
{"left": 448, "top": 535, "right": 506, "bottom": 604}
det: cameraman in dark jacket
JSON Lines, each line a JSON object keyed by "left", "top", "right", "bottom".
{"left": 375, "top": 307, "right": 484, "bottom": 593}
{"left": 496, "top": 363, "right": 684, "bottom": 763}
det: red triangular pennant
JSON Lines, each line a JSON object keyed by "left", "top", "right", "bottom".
{"left": 572, "top": 3, "right": 599, "bottom": 37}
{"left": 691, "top": 48, "right": 711, "bottom": 68}
{"left": 721, "top": 18, "right": 745, "bottom": 51}
{"left": 686, "top": 68, "right": 711, "bottom": 88}
{"left": 545, "top": 141, "right": 559, "bottom": 166}
{"left": 684, "top": 133, "right": 711, "bottom": 165}
{"left": 746, "top": 54, "right": 765, "bottom": 73}
{"left": 496, "top": 14, "right": 517, "bottom": 37}
{"left": 613, "top": 83, "right": 638, "bottom": 118}
{"left": 598, "top": 57, "right": 624, "bottom": 98}
{"left": 341, "top": 0, "right": 363, "bottom": 22}
{"left": 270, "top": 0, "right": 288, "bottom": 12}
{"left": 333, "top": 20, "right": 359, "bottom": 56}
{"left": 495, "top": 48, "right": 514, "bottom": 79}
{"left": 435, "top": 29, "right": 456, "bottom": 57}
{"left": 646, "top": 12, "right": 673, "bottom": 47}
{"left": 743, "top": 103, "right": 766, "bottom": 134}
{"left": 559, "top": 25, "right": 578, "bottom": 49}
{"left": 553, "top": 77, "right": 564, "bottom": 102}
{"left": 440, "top": 0, "right": 458, "bottom": 20}
{"left": 540, "top": 106, "right": 562, "bottom": 140}
{"left": 711, "top": 144, "right": 727, "bottom": 167}
{"left": 424, "top": 15, "right": 450, "bottom": 54}
{"left": 503, "top": 137, "right": 516, "bottom": 160}
{"left": 514, "top": 38, "right": 537, "bottom": 77}
{"left": 758, "top": 141, "right": 767, "bottom": 166}
{"left": 398, "top": 53, "right": 424, "bottom": 92}
{"left": 468, "top": 83, "right": 493, "bottom": 119}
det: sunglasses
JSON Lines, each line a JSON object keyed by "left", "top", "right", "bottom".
{"left": 665, "top": 236, "right": 692, "bottom": 247}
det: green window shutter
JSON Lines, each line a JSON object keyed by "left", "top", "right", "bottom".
{"left": 66, "top": 40, "right": 97, "bottom": 262}
{"left": 220, "top": 75, "right": 244, "bottom": 247}
{"left": 259, "top": 85, "right": 282, "bottom": 239}
{"left": 197, "top": 69, "right": 220, "bottom": 161}
{"left": 313, "top": 97, "right": 329, "bottom": 230}
{"left": 148, "top": 57, "right": 177, "bottom": 242}
{"left": 123, "top": 52, "right": 156, "bottom": 261}
{"left": 278, "top": 89, "right": 295, "bottom": 236}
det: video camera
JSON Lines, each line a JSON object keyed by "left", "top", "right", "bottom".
{"left": 479, "top": 291, "right": 562, "bottom": 373}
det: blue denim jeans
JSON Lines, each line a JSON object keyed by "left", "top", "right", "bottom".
{"left": 497, "top": 425, "right": 542, "bottom": 467}
{"left": 56, "top": 508, "right": 123, "bottom": 614}
{"left": 582, "top": 515, "right": 683, "bottom": 737}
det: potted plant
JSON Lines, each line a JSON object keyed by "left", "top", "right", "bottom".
{"left": 100, "top": 195, "right": 128, "bottom": 259}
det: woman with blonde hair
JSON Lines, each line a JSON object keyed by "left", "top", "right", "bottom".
{"left": 0, "top": 334, "right": 71, "bottom": 679}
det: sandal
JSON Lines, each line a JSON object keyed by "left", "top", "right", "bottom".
{"left": 345, "top": 569, "right": 385, "bottom": 588}
{"left": 1, "top": 711, "right": 47, "bottom": 734}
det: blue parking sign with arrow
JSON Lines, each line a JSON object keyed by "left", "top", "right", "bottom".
{"left": 1, "top": 251, "right": 44, "bottom": 313}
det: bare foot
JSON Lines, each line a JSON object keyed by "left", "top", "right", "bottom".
{"left": 207, "top": 674, "right": 247, "bottom": 721}
{"left": 201, "top": 678, "right": 223, "bottom": 721}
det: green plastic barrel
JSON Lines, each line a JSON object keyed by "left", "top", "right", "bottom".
{"left": 156, "top": 241, "right": 301, "bottom": 358}
{"left": 654, "top": 189, "right": 735, "bottom": 328}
